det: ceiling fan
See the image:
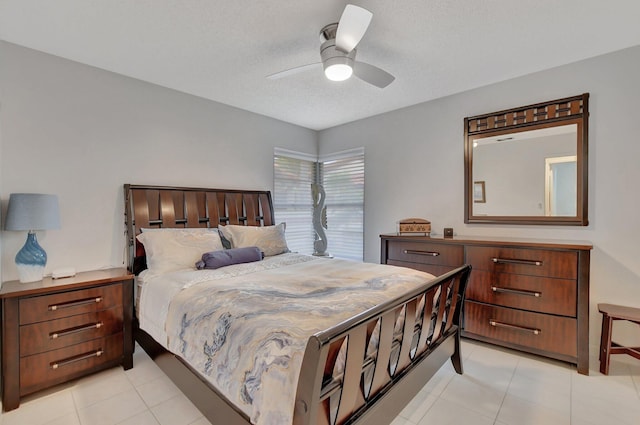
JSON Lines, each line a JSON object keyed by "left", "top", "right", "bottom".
{"left": 267, "top": 4, "right": 395, "bottom": 88}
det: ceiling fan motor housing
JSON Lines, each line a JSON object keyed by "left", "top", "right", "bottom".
{"left": 320, "top": 39, "right": 356, "bottom": 73}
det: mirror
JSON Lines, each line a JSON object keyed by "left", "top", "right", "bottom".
{"left": 464, "top": 93, "right": 589, "bottom": 225}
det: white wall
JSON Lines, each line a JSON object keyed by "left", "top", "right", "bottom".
{"left": 0, "top": 41, "right": 317, "bottom": 280}
{"left": 319, "top": 45, "right": 640, "bottom": 354}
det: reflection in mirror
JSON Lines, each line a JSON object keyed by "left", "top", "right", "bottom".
{"left": 472, "top": 124, "right": 577, "bottom": 217}
{"left": 545, "top": 155, "right": 577, "bottom": 216}
{"left": 464, "top": 93, "right": 589, "bottom": 225}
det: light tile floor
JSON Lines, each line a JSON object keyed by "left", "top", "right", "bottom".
{"left": 2, "top": 340, "right": 639, "bottom": 425}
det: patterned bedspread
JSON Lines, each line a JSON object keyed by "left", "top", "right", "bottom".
{"left": 139, "top": 253, "right": 434, "bottom": 425}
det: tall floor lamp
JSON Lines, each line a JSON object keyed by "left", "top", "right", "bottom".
{"left": 4, "top": 193, "right": 60, "bottom": 283}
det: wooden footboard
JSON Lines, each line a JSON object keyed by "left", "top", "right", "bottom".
{"left": 293, "top": 264, "right": 471, "bottom": 425}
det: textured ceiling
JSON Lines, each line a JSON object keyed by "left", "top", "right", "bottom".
{"left": 1, "top": 1, "right": 640, "bottom": 130}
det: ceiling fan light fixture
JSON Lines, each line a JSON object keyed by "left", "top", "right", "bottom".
{"left": 324, "top": 60, "right": 353, "bottom": 81}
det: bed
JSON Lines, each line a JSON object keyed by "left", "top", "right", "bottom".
{"left": 124, "top": 184, "right": 471, "bottom": 425}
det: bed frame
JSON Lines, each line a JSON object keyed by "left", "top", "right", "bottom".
{"left": 124, "top": 184, "right": 471, "bottom": 425}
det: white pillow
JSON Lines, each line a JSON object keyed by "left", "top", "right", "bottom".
{"left": 136, "top": 228, "right": 224, "bottom": 275}
{"left": 219, "top": 223, "right": 289, "bottom": 256}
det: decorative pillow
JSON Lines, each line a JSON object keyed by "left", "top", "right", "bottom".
{"left": 218, "top": 223, "right": 289, "bottom": 256}
{"left": 136, "top": 228, "right": 224, "bottom": 274}
{"left": 195, "top": 246, "right": 264, "bottom": 270}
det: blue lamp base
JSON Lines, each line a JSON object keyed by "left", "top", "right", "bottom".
{"left": 15, "top": 231, "right": 47, "bottom": 283}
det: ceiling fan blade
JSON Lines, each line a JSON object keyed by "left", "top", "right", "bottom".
{"left": 335, "top": 4, "right": 373, "bottom": 53}
{"left": 267, "top": 63, "right": 321, "bottom": 80}
{"left": 353, "top": 61, "right": 395, "bottom": 88}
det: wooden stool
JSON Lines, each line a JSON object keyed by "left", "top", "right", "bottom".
{"left": 598, "top": 303, "right": 640, "bottom": 375}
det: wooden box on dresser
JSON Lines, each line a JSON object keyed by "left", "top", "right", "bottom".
{"left": 381, "top": 234, "right": 592, "bottom": 374}
{"left": 0, "top": 268, "right": 134, "bottom": 411}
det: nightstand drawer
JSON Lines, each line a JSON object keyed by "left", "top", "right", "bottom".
{"left": 387, "top": 241, "right": 464, "bottom": 267}
{"left": 467, "top": 270, "right": 577, "bottom": 316}
{"left": 466, "top": 246, "right": 577, "bottom": 279}
{"left": 19, "top": 284, "right": 123, "bottom": 325}
{"left": 20, "top": 307, "right": 124, "bottom": 356}
{"left": 464, "top": 301, "right": 577, "bottom": 358}
{"left": 19, "top": 333, "right": 123, "bottom": 396}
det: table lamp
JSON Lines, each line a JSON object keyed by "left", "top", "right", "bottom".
{"left": 4, "top": 193, "right": 60, "bottom": 283}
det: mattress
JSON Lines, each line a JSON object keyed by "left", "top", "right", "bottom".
{"left": 138, "top": 253, "right": 435, "bottom": 425}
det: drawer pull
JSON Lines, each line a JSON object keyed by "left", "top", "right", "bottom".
{"left": 48, "top": 297, "right": 102, "bottom": 311}
{"left": 492, "top": 258, "right": 543, "bottom": 266}
{"left": 491, "top": 286, "right": 541, "bottom": 298}
{"left": 404, "top": 249, "right": 440, "bottom": 257}
{"left": 50, "top": 322, "right": 103, "bottom": 339}
{"left": 50, "top": 349, "right": 103, "bottom": 369}
{"left": 489, "top": 319, "right": 541, "bottom": 335}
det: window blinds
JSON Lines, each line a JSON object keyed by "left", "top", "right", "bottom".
{"left": 273, "top": 152, "right": 315, "bottom": 255}
{"left": 320, "top": 151, "right": 364, "bottom": 261}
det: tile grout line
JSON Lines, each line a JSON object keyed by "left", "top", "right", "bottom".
{"left": 125, "top": 369, "right": 163, "bottom": 425}
{"left": 569, "top": 366, "right": 574, "bottom": 425}
{"left": 491, "top": 356, "right": 519, "bottom": 425}
{"left": 68, "top": 388, "right": 83, "bottom": 425}
{"left": 628, "top": 363, "right": 640, "bottom": 398}
{"left": 129, "top": 377, "right": 207, "bottom": 425}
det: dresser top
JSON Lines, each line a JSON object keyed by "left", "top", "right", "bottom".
{"left": 380, "top": 234, "right": 593, "bottom": 251}
{"left": 0, "top": 268, "right": 133, "bottom": 298}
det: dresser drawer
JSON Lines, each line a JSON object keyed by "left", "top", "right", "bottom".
{"left": 464, "top": 301, "right": 576, "bottom": 357}
{"left": 19, "top": 333, "right": 123, "bottom": 396}
{"left": 20, "top": 307, "right": 124, "bottom": 356}
{"left": 466, "top": 246, "right": 577, "bottom": 279}
{"left": 19, "top": 283, "right": 123, "bottom": 325}
{"left": 387, "top": 241, "right": 464, "bottom": 267}
{"left": 467, "top": 270, "right": 577, "bottom": 316}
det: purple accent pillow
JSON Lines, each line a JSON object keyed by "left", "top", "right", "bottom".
{"left": 195, "top": 246, "right": 263, "bottom": 270}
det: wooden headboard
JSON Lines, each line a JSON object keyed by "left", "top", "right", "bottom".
{"left": 124, "top": 184, "right": 274, "bottom": 275}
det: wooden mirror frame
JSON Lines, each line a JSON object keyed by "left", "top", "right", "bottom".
{"left": 464, "top": 93, "right": 589, "bottom": 225}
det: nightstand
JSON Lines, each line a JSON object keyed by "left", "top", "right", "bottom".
{"left": 0, "top": 268, "right": 134, "bottom": 411}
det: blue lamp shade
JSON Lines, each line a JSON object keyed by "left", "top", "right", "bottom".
{"left": 5, "top": 193, "right": 60, "bottom": 283}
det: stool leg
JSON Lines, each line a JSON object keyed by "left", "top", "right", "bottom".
{"left": 600, "top": 313, "right": 613, "bottom": 375}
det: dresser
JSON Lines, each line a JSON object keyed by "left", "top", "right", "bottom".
{"left": 381, "top": 234, "right": 592, "bottom": 374}
{"left": 0, "top": 268, "right": 134, "bottom": 411}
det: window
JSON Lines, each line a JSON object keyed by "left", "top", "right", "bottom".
{"left": 273, "top": 149, "right": 316, "bottom": 255}
{"left": 319, "top": 149, "right": 364, "bottom": 261}
{"left": 273, "top": 147, "right": 364, "bottom": 261}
